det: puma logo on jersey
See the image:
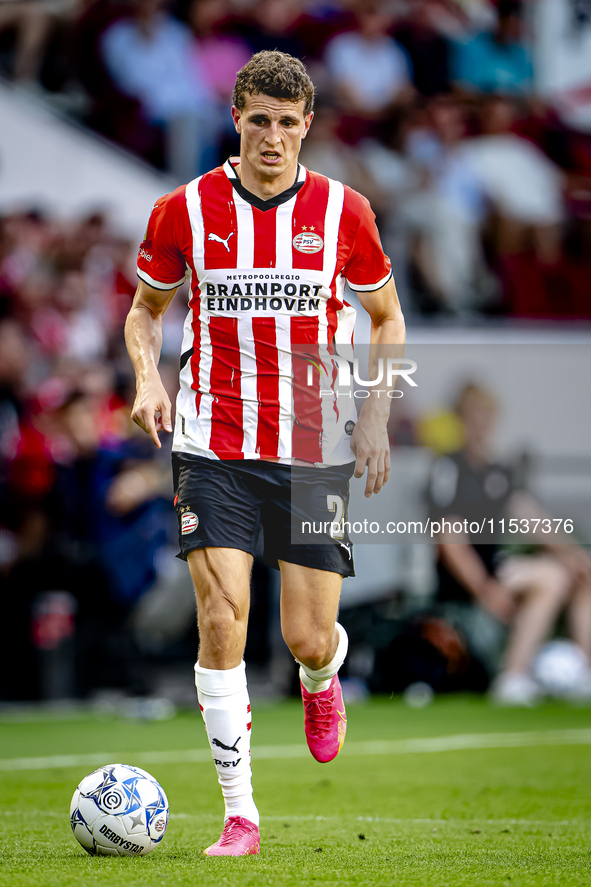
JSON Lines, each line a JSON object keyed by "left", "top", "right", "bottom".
{"left": 208, "top": 231, "right": 234, "bottom": 252}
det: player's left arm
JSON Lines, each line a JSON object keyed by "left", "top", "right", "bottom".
{"left": 351, "top": 276, "right": 405, "bottom": 497}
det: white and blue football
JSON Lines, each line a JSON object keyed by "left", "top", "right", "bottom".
{"left": 70, "top": 764, "right": 169, "bottom": 856}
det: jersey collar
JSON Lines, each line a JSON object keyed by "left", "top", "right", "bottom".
{"left": 223, "top": 158, "right": 307, "bottom": 212}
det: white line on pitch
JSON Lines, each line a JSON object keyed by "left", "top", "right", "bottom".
{"left": 0, "top": 810, "right": 583, "bottom": 828}
{"left": 1, "top": 729, "right": 591, "bottom": 772}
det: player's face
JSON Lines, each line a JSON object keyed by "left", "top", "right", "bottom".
{"left": 232, "top": 93, "right": 313, "bottom": 186}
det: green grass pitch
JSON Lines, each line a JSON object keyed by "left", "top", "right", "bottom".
{"left": 1, "top": 696, "right": 590, "bottom": 886}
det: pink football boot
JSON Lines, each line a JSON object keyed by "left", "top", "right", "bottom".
{"left": 203, "top": 816, "right": 260, "bottom": 856}
{"left": 301, "top": 674, "right": 347, "bottom": 763}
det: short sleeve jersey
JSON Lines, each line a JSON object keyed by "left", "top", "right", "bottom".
{"left": 137, "top": 159, "right": 392, "bottom": 465}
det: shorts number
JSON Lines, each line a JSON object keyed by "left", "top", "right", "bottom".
{"left": 327, "top": 494, "right": 345, "bottom": 540}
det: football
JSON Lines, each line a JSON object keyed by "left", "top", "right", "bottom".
{"left": 70, "top": 764, "right": 169, "bottom": 856}
{"left": 533, "top": 639, "right": 590, "bottom": 699}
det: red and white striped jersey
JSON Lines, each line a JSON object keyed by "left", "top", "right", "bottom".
{"left": 137, "top": 159, "right": 392, "bottom": 465}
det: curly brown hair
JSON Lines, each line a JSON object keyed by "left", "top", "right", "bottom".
{"left": 233, "top": 50, "right": 315, "bottom": 117}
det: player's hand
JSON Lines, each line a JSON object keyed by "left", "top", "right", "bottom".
{"left": 131, "top": 376, "right": 172, "bottom": 449}
{"left": 555, "top": 547, "right": 591, "bottom": 584}
{"left": 481, "top": 579, "right": 515, "bottom": 624}
{"left": 350, "top": 414, "right": 390, "bottom": 498}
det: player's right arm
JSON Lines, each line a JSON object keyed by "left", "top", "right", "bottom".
{"left": 125, "top": 280, "right": 179, "bottom": 448}
{"left": 128, "top": 187, "right": 188, "bottom": 447}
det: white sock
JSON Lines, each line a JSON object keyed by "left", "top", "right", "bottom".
{"left": 298, "top": 622, "right": 349, "bottom": 694}
{"left": 194, "top": 660, "right": 259, "bottom": 827}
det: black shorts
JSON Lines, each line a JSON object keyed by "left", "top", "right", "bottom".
{"left": 172, "top": 453, "right": 355, "bottom": 577}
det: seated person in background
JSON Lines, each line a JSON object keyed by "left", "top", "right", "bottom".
{"left": 324, "top": 4, "right": 413, "bottom": 121}
{"left": 460, "top": 96, "right": 564, "bottom": 267}
{"left": 402, "top": 96, "right": 490, "bottom": 314}
{"left": 427, "top": 383, "right": 591, "bottom": 706}
{"left": 451, "top": 0, "right": 532, "bottom": 97}
{"left": 100, "top": 0, "right": 216, "bottom": 181}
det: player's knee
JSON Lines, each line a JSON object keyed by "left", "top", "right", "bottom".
{"left": 199, "top": 589, "right": 246, "bottom": 633}
{"left": 282, "top": 627, "right": 334, "bottom": 670}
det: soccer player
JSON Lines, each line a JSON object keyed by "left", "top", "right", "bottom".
{"left": 125, "top": 50, "right": 405, "bottom": 856}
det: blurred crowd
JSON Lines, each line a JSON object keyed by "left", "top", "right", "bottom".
{"left": 0, "top": 211, "right": 188, "bottom": 700}
{"left": 1, "top": 0, "right": 591, "bottom": 318}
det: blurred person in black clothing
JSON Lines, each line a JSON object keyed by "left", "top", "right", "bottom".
{"left": 428, "top": 383, "right": 591, "bottom": 706}
{"left": 394, "top": 0, "right": 451, "bottom": 97}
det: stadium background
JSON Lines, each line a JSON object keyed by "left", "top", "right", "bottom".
{"left": 0, "top": 0, "right": 590, "bottom": 710}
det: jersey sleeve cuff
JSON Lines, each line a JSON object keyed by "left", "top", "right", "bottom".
{"left": 137, "top": 268, "right": 186, "bottom": 290}
{"left": 345, "top": 270, "right": 393, "bottom": 293}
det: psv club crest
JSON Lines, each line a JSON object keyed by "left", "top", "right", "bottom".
{"left": 293, "top": 230, "right": 324, "bottom": 254}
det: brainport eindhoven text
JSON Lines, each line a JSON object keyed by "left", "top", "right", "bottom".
{"left": 205, "top": 277, "right": 322, "bottom": 311}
